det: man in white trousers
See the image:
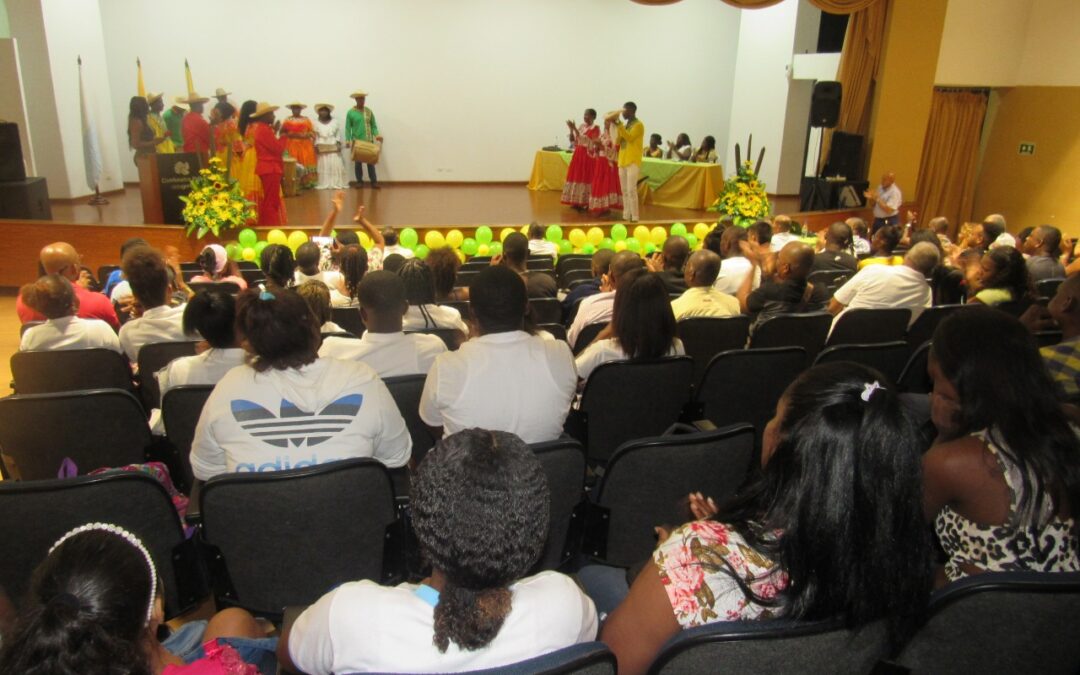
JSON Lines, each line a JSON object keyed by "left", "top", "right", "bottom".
{"left": 615, "top": 101, "right": 644, "bottom": 223}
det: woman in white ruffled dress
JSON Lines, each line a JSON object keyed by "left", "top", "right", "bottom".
{"left": 313, "top": 104, "right": 347, "bottom": 190}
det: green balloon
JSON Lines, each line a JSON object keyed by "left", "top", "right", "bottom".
{"left": 462, "top": 238, "right": 478, "bottom": 256}
{"left": 238, "top": 228, "right": 257, "bottom": 248}
{"left": 400, "top": 228, "right": 419, "bottom": 249}
{"left": 558, "top": 239, "right": 573, "bottom": 255}
{"left": 610, "top": 223, "right": 627, "bottom": 241}
{"left": 476, "top": 226, "right": 493, "bottom": 245}
{"left": 600, "top": 238, "right": 614, "bottom": 250}
{"left": 254, "top": 241, "right": 269, "bottom": 257}
{"left": 582, "top": 244, "right": 595, "bottom": 254}
{"left": 685, "top": 234, "right": 698, "bottom": 249}
{"left": 488, "top": 241, "right": 502, "bottom": 256}
{"left": 225, "top": 242, "right": 241, "bottom": 261}
{"left": 670, "top": 222, "right": 688, "bottom": 237}
{"left": 626, "top": 238, "right": 642, "bottom": 253}
{"left": 645, "top": 243, "right": 656, "bottom": 255}
{"left": 546, "top": 224, "right": 564, "bottom": 243}
{"left": 414, "top": 244, "right": 430, "bottom": 260}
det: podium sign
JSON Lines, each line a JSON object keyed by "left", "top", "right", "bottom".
{"left": 156, "top": 153, "right": 202, "bottom": 225}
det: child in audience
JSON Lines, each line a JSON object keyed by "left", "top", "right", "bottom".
{"left": 19, "top": 274, "right": 122, "bottom": 353}
{"left": 280, "top": 429, "right": 597, "bottom": 673}
{"left": 118, "top": 246, "right": 189, "bottom": 362}
{"left": 398, "top": 258, "right": 469, "bottom": 337}
{"left": 527, "top": 222, "right": 560, "bottom": 258}
{"left": 331, "top": 245, "right": 367, "bottom": 307}
{"left": 600, "top": 363, "right": 932, "bottom": 674}
{"left": 426, "top": 246, "right": 468, "bottom": 302}
{"left": 190, "top": 244, "right": 247, "bottom": 290}
{"left": 967, "top": 246, "right": 1033, "bottom": 306}
{"left": 293, "top": 242, "right": 342, "bottom": 289}
{"left": 258, "top": 244, "right": 295, "bottom": 292}
{"left": 295, "top": 280, "right": 346, "bottom": 334}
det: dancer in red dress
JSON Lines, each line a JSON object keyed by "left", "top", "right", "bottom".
{"left": 588, "top": 116, "right": 623, "bottom": 216}
{"left": 561, "top": 108, "right": 598, "bottom": 209}
{"left": 250, "top": 102, "right": 287, "bottom": 227}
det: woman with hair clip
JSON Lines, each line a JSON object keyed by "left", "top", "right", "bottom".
{"left": 600, "top": 362, "right": 934, "bottom": 675}
{"left": 190, "top": 244, "right": 247, "bottom": 290}
{"left": 281, "top": 428, "right": 597, "bottom": 673}
{"left": 0, "top": 523, "right": 274, "bottom": 674}
{"left": 397, "top": 258, "right": 469, "bottom": 337}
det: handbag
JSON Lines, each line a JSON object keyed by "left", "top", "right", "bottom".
{"left": 351, "top": 139, "right": 381, "bottom": 164}
{"left": 316, "top": 143, "right": 339, "bottom": 154}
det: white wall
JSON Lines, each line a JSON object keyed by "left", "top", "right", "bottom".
{"left": 99, "top": 0, "right": 742, "bottom": 183}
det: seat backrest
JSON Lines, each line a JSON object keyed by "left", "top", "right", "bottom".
{"left": 807, "top": 269, "right": 853, "bottom": 298}
{"left": 97, "top": 264, "right": 120, "bottom": 285}
{"left": 649, "top": 618, "right": 888, "bottom": 675}
{"left": 527, "top": 255, "right": 556, "bottom": 270}
{"left": 994, "top": 299, "right": 1034, "bottom": 317}
{"left": 200, "top": 458, "right": 397, "bottom": 617}
{"left": 456, "top": 269, "right": 480, "bottom": 288}
{"left": 827, "top": 308, "right": 911, "bottom": 347}
{"left": 898, "top": 341, "right": 932, "bottom": 394}
{"left": 457, "top": 642, "right": 616, "bottom": 675}
{"left": 579, "top": 357, "right": 695, "bottom": 465}
{"left": 896, "top": 571, "right": 1080, "bottom": 674}
{"left": 590, "top": 425, "right": 754, "bottom": 567}
{"left": 529, "top": 297, "right": 562, "bottom": 325}
{"left": 19, "top": 321, "right": 43, "bottom": 337}
{"left": 0, "top": 471, "right": 202, "bottom": 619}
{"left": 11, "top": 349, "right": 133, "bottom": 395}
{"left": 240, "top": 268, "right": 265, "bottom": 286}
{"left": 677, "top": 316, "right": 751, "bottom": 383}
{"left": 188, "top": 281, "right": 241, "bottom": 295}
{"left": 572, "top": 322, "right": 608, "bottom": 355}
{"left": 406, "top": 327, "right": 462, "bottom": 350}
{"left": 383, "top": 374, "right": 436, "bottom": 467}
{"left": 0, "top": 389, "right": 151, "bottom": 480}
{"left": 813, "top": 341, "right": 909, "bottom": 385}
{"left": 530, "top": 439, "right": 587, "bottom": 572}
{"left": 749, "top": 312, "right": 831, "bottom": 360}
{"left": 905, "top": 304, "right": 968, "bottom": 350}
{"left": 556, "top": 253, "right": 593, "bottom": 275}
{"left": 161, "top": 385, "right": 215, "bottom": 491}
{"left": 440, "top": 300, "right": 470, "bottom": 317}
{"left": 561, "top": 268, "right": 594, "bottom": 288}
{"left": 330, "top": 306, "right": 366, "bottom": 337}
{"left": 1036, "top": 277, "right": 1065, "bottom": 299}
{"left": 539, "top": 323, "right": 568, "bottom": 342}
{"left": 137, "top": 341, "right": 200, "bottom": 411}
{"left": 696, "top": 348, "right": 807, "bottom": 449}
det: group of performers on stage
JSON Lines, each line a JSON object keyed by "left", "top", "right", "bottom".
{"left": 127, "top": 88, "right": 383, "bottom": 227}
{"left": 560, "top": 103, "right": 645, "bottom": 223}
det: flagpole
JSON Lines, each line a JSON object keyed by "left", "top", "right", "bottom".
{"left": 89, "top": 185, "right": 108, "bottom": 206}
{"left": 78, "top": 55, "right": 109, "bottom": 206}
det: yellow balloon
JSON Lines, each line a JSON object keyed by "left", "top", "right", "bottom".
{"left": 651, "top": 226, "right": 667, "bottom": 246}
{"left": 633, "top": 225, "right": 651, "bottom": 244}
{"left": 520, "top": 225, "right": 529, "bottom": 235}
{"left": 267, "top": 229, "right": 287, "bottom": 246}
{"left": 500, "top": 227, "right": 516, "bottom": 242}
{"left": 241, "top": 247, "right": 256, "bottom": 261}
{"left": 455, "top": 249, "right": 466, "bottom": 263}
{"left": 425, "top": 230, "right": 446, "bottom": 249}
{"left": 587, "top": 227, "right": 604, "bottom": 246}
{"left": 358, "top": 232, "right": 373, "bottom": 249}
{"left": 568, "top": 228, "right": 587, "bottom": 248}
{"left": 287, "top": 230, "right": 308, "bottom": 251}
{"left": 694, "top": 222, "right": 710, "bottom": 240}
{"left": 446, "top": 229, "right": 464, "bottom": 249}
{"left": 614, "top": 240, "right": 627, "bottom": 252}
{"left": 478, "top": 243, "right": 490, "bottom": 256}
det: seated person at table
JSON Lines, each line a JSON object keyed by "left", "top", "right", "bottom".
{"left": 295, "top": 280, "right": 346, "bottom": 334}
{"left": 189, "top": 288, "right": 411, "bottom": 480}
{"left": 857, "top": 225, "right": 903, "bottom": 269}
{"left": 644, "top": 133, "right": 663, "bottom": 159}
{"left": 646, "top": 236, "right": 690, "bottom": 295}
{"left": 398, "top": 259, "right": 470, "bottom": 337}
{"left": 420, "top": 266, "right": 577, "bottom": 443}
{"left": 427, "top": 246, "right": 469, "bottom": 302}
{"left": 19, "top": 275, "right": 122, "bottom": 353}
{"left": 712, "top": 225, "right": 761, "bottom": 296}
{"left": 576, "top": 272, "right": 684, "bottom": 383}
{"left": 601, "top": 362, "right": 932, "bottom": 675}
{"left": 17, "top": 241, "right": 119, "bottom": 330}
{"left": 567, "top": 251, "right": 644, "bottom": 349}
{"left": 320, "top": 271, "right": 447, "bottom": 377}
{"left": 968, "top": 246, "right": 1033, "bottom": 307}
{"left": 665, "top": 133, "right": 692, "bottom": 161}
{"left": 502, "top": 232, "right": 557, "bottom": 299}
{"left": 563, "top": 249, "right": 615, "bottom": 323}
{"left": 189, "top": 243, "right": 247, "bottom": 289}
{"left": 829, "top": 242, "right": 938, "bottom": 328}
{"left": 812, "top": 221, "right": 859, "bottom": 273}
{"left": 527, "top": 222, "right": 560, "bottom": 258}
{"left": 259, "top": 244, "right": 296, "bottom": 292}
{"left": 738, "top": 241, "right": 827, "bottom": 329}
{"left": 118, "top": 246, "right": 189, "bottom": 362}
{"left": 691, "top": 135, "right": 717, "bottom": 163}
{"left": 281, "top": 429, "right": 598, "bottom": 674}
{"left": 293, "top": 241, "right": 342, "bottom": 289}
{"left": 670, "top": 250, "right": 739, "bottom": 320}
{"left": 769, "top": 215, "right": 799, "bottom": 252}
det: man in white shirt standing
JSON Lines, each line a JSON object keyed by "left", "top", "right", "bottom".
{"left": 567, "top": 251, "right": 644, "bottom": 350}
{"left": 320, "top": 271, "right": 447, "bottom": 377}
{"left": 118, "top": 246, "right": 189, "bottom": 362}
{"left": 864, "top": 171, "right": 902, "bottom": 234}
{"left": 829, "top": 241, "right": 940, "bottom": 329}
{"left": 420, "top": 266, "right": 577, "bottom": 443}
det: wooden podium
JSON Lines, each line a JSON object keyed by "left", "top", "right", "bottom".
{"left": 137, "top": 152, "right": 203, "bottom": 225}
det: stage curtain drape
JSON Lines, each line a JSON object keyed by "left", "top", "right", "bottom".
{"left": 914, "top": 90, "right": 988, "bottom": 234}
{"left": 717, "top": 0, "right": 879, "bottom": 13}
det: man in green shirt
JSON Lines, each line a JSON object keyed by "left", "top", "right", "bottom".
{"left": 162, "top": 98, "right": 186, "bottom": 153}
{"left": 345, "top": 89, "right": 382, "bottom": 189}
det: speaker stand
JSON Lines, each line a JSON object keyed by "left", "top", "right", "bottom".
{"left": 88, "top": 185, "right": 109, "bottom": 206}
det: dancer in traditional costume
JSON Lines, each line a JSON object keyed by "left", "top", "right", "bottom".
{"left": 282, "top": 103, "right": 318, "bottom": 189}
{"left": 313, "top": 104, "right": 347, "bottom": 190}
{"left": 250, "top": 101, "right": 287, "bottom": 227}
{"left": 560, "top": 108, "right": 598, "bottom": 209}
{"left": 588, "top": 116, "right": 623, "bottom": 216}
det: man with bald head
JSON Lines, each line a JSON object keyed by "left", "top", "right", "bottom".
{"left": 1023, "top": 225, "right": 1065, "bottom": 282}
{"left": 16, "top": 242, "right": 119, "bottom": 329}
{"left": 737, "top": 241, "right": 827, "bottom": 327}
{"left": 865, "top": 171, "right": 901, "bottom": 233}
{"left": 671, "top": 250, "right": 739, "bottom": 320}
{"left": 567, "top": 250, "right": 644, "bottom": 347}
{"left": 830, "top": 241, "right": 938, "bottom": 328}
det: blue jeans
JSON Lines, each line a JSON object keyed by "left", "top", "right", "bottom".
{"left": 162, "top": 620, "right": 278, "bottom": 675}
{"left": 577, "top": 564, "right": 631, "bottom": 619}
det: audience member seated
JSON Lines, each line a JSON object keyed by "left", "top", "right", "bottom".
{"left": 101, "top": 236, "right": 149, "bottom": 298}
{"left": 599, "top": 362, "right": 932, "bottom": 674}
{"left": 768, "top": 215, "right": 798, "bottom": 252}
{"left": 280, "top": 429, "right": 597, "bottom": 674}
{"left": 19, "top": 275, "right": 122, "bottom": 353}
{"left": 984, "top": 213, "right": 1016, "bottom": 249}
{"left": 382, "top": 253, "right": 407, "bottom": 274}
{"left": 398, "top": 258, "right": 470, "bottom": 336}
{"left": 501, "top": 232, "right": 557, "bottom": 299}
{"left": 16, "top": 241, "right": 119, "bottom": 330}
{"left": 829, "top": 241, "right": 939, "bottom": 327}
{"left": 1023, "top": 225, "right": 1066, "bottom": 283}
{"left": 952, "top": 216, "right": 1005, "bottom": 263}
{"left": 190, "top": 243, "right": 248, "bottom": 290}
{"left": 1014, "top": 225, "right": 1034, "bottom": 251}
{"left": 562, "top": 249, "right": 615, "bottom": 323}
{"left": 419, "top": 266, "right": 576, "bottom": 443}
{"left": 0, "top": 524, "right": 275, "bottom": 674}
{"left": 670, "top": 250, "right": 739, "bottom": 320}
{"left": 331, "top": 245, "right": 367, "bottom": 307}
{"left": 319, "top": 271, "right": 447, "bottom": 377}
{"left": 381, "top": 227, "right": 416, "bottom": 261}
{"left": 567, "top": 251, "right": 643, "bottom": 348}
{"left": 923, "top": 308, "right": 1080, "bottom": 586}
{"left": 645, "top": 236, "right": 690, "bottom": 295}
{"left": 857, "top": 225, "right": 903, "bottom": 269}
{"left": 738, "top": 241, "right": 827, "bottom": 329}
{"left": 811, "top": 221, "right": 858, "bottom": 273}
{"left": 576, "top": 272, "right": 684, "bottom": 383}
{"left": 527, "top": 222, "right": 560, "bottom": 258}
{"left": 930, "top": 216, "right": 952, "bottom": 248}
{"left": 968, "top": 246, "right": 1032, "bottom": 306}
{"left": 1030, "top": 275, "right": 1080, "bottom": 400}
{"left": 427, "top": 246, "right": 469, "bottom": 302}
{"left": 189, "top": 288, "right": 411, "bottom": 480}
{"left": 711, "top": 226, "right": 760, "bottom": 295}
{"left": 296, "top": 280, "right": 346, "bottom": 334}
{"left": 847, "top": 217, "right": 871, "bottom": 256}
{"left": 118, "top": 246, "right": 189, "bottom": 362}
{"left": 293, "top": 241, "right": 342, "bottom": 289}
{"left": 259, "top": 243, "right": 296, "bottom": 292}
{"left": 746, "top": 219, "right": 774, "bottom": 275}
{"left": 908, "top": 229, "right": 965, "bottom": 305}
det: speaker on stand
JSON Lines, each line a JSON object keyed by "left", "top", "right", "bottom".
{"left": 800, "top": 81, "right": 842, "bottom": 212}
{"left": 0, "top": 122, "right": 52, "bottom": 219}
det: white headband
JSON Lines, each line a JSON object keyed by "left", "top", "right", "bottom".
{"left": 48, "top": 522, "right": 158, "bottom": 625}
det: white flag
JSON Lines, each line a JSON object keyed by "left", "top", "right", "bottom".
{"left": 79, "top": 57, "right": 103, "bottom": 192}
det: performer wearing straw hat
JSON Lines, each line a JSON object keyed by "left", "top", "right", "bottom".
{"left": 162, "top": 97, "right": 186, "bottom": 151}
{"left": 345, "top": 89, "right": 382, "bottom": 189}
{"left": 214, "top": 87, "right": 232, "bottom": 106}
{"left": 313, "top": 103, "right": 347, "bottom": 190}
{"left": 181, "top": 92, "right": 212, "bottom": 155}
{"left": 250, "top": 101, "right": 287, "bottom": 226}
{"left": 146, "top": 93, "right": 175, "bottom": 153}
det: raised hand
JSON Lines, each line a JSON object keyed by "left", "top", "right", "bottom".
{"left": 331, "top": 190, "right": 345, "bottom": 212}
{"left": 689, "top": 492, "right": 718, "bottom": 520}
{"left": 353, "top": 204, "right": 366, "bottom": 222}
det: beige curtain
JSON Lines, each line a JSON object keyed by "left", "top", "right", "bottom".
{"left": 914, "top": 90, "right": 989, "bottom": 234}
{"left": 717, "top": 0, "right": 879, "bottom": 12}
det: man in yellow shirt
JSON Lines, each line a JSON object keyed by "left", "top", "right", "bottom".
{"left": 146, "top": 93, "right": 175, "bottom": 154}
{"left": 615, "top": 101, "right": 644, "bottom": 223}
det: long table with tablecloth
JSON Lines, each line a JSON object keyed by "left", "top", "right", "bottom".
{"left": 526, "top": 150, "right": 724, "bottom": 211}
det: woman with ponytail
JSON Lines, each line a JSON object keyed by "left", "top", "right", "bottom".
{"left": 281, "top": 428, "right": 598, "bottom": 673}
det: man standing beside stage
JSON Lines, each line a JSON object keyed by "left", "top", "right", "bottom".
{"left": 346, "top": 89, "right": 382, "bottom": 189}
{"left": 865, "top": 171, "right": 901, "bottom": 233}
{"left": 146, "top": 93, "right": 175, "bottom": 154}
{"left": 615, "top": 101, "right": 643, "bottom": 223}
{"left": 162, "top": 98, "right": 186, "bottom": 151}
{"left": 182, "top": 92, "right": 212, "bottom": 158}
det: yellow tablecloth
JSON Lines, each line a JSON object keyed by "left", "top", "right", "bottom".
{"left": 526, "top": 150, "right": 724, "bottom": 210}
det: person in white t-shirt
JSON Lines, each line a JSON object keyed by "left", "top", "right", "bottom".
{"left": 829, "top": 241, "right": 939, "bottom": 331}
{"left": 293, "top": 241, "right": 344, "bottom": 290}
{"left": 567, "top": 250, "right": 644, "bottom": 350}
{"left": 527, "top": 222, "right": 560, "bottom": 258}
{"left": 769, "top": 215, "right": 800, "bottom": 252}
{"left": 118, "top": 246, "right": 189, "bottom": 362}
{"left": 280, "top": 428, "right": 598, "bottom": 674}
{"left": 19, "top": 275, "right": 122, "bottom": 353}
{"left": 398, "top": 258, "right": 469, "bottom": 340}
{"left": 420, "top": 266, "right": 577, "bottom": 443}
{"left": 295, "top": 280, "right": 347, "bottom": 334}
{"left": 712, "top": 226, "right": 762, "bottom": 296}
{"left": 189, "top": 288, "right": 411, "bottom": 480}
{"left": 320, "top": 270, "right": 447, "bottom": 377}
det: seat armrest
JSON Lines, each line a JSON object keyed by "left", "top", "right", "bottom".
{"left": 184, "top": 479, "right": 203, "bottom": 525}
{"left": 692, "top": 419, "right": 717, "bottom": 432}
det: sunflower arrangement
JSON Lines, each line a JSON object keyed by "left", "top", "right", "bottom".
{"left": 180, "top": 156, "right": 255, "bottom": 238}
{"left": 710, "top": 160, "right": 771, "bottom": 228}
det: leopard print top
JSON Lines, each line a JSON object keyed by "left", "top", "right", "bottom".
{"left": 934, "top": 429, "right": 1080, "bottom": 582}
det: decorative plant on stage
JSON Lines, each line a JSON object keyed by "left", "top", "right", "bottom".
{"left": 710, "top": 134, "right": 771, "bottom": 228}
{"left": 180, "top": 156, "right": 255, "bottom": 238}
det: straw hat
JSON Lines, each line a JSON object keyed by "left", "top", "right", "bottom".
{"left": 286, "top": 102, "right": 307, "bottom": 109}
{"left": 172, "top": 96, "right": 187, "bottom": 107}
{"left": 214, "top": 87, "right": 231, "bottom": 97}
{"left": 314, "top": 103, "right": 334, "bottom": 112}
{"left": 251, "top": 101, "right": 279, "bottom": 118}
{"left": 604, "top": 109, "right": 622, "bottom": 122}
{"left": 146, "top": 92, "right": 163, "bottom": 104}
{"left": 183, "top": 92, "right": 210, "bottom": 104}
{"left": 350, "top": 89, "right": 368, "bottom": 98}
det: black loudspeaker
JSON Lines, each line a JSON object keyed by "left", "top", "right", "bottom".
{"left": 810, "top": 81, "right": 841, "bottom": 128}
{"left": 824, "top": 131, "right": 863, "bottom": 179}
{"left": 0, "top": 123, "right": 27, "bottom": 182}
{"left": 0, "top": 177, "right": 52, "bottom": 220}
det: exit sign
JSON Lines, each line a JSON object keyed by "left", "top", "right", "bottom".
{"left": 1019, "top": 143, "right": 1036, "bottom": 155}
